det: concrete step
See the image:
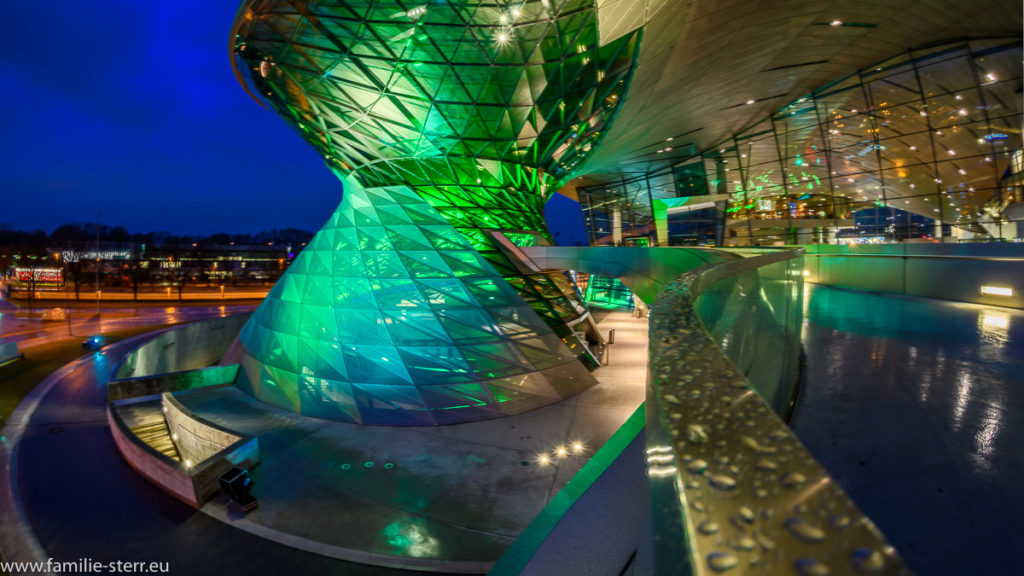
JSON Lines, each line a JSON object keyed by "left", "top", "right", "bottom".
{"left": 130, "top": 420, "right": 180, "bottom": 461}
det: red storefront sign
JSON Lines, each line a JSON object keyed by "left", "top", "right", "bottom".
{"left": 14, "top": 268, "right": 63, "bottom": 283}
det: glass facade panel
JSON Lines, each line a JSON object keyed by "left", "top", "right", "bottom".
{"left": 580, "top": 39, "right": 1023, "bottom": 246}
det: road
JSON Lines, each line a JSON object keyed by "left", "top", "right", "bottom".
{"left": 0, "top": 291, "right": 257, "bottom": 352}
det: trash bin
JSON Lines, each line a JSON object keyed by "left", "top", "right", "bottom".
{"left": 608, "top": 328, "right": 616, "bottom": 344}
{"left": 219, "top": 466, "right": 259, "bottom": 512}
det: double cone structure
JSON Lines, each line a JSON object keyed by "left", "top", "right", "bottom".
{"left": 237, "top": 177, "right": 595, "bottom": 424}
{"left": 230, "top": 0, "right": 641, "bottom": 424}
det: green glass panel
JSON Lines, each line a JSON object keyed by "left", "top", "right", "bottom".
{"left": 230, "top": 0, "right": 643, "bottom": 423}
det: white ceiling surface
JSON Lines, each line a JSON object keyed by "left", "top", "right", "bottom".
{"left": 587, "top": 0, "right": 1023, "bottom": 176}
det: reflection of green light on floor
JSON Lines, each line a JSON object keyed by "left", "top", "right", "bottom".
{"left": 383, "top": 519, "right": 441, "bottom": 557}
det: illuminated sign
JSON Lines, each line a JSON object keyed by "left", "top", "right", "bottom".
{"left": 15, "top": 268, "right": 63, "bottom": 283}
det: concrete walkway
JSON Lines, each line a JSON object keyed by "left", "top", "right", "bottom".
{"left": 2, "top": 311, "right": 648, "bottom": 574}
{"left": 792, "top": 284, "right": 1024, "bottom": 576}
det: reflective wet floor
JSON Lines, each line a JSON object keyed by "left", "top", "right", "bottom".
{"left": 792, "top": 284, "right": 1024, "bottom": 576}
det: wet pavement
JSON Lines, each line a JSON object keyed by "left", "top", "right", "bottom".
{"left": 792, "top": 284, "right": 1024, "bottom": 576}
{"left": 4, "top": 330, "right": 449, "bottom": 575}
{"left": 4, "top": 311, "right": 648, "bottom": 574}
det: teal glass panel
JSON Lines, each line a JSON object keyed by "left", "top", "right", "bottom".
{"left": 235, "top": 176, "right": 596, "bottom": 425}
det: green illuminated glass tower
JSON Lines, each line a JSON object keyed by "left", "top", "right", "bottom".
{"left": 229, "top": 0, "right": 640, "bottom": 424}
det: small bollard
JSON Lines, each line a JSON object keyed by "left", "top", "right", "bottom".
{"left": 608, "top": 328, "right": 616, "bottom": 344}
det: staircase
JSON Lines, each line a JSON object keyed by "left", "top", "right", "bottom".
{"left": 130, "top": 420, "right": 180, "bottom": 461}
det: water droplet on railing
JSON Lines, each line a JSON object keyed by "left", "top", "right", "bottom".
{"left": 756, "top": 458, "right": 778, "bottom": 471}
{"left": 687, "top": 424, "right": 709, "bottom": 444}
{"left": 794, "top": 557, "right": 830, "bottom": 576}
{"left": 785, "top": 518, "right": 826, "bottom": 543}
{"left": 707, "top": 552, "right": 739, "bottom": 572}
{"left": 709, "top": 474, "right": 737, "bottom": 491}
{"left": 698, "top": 521, "right": 720, "bottom": 535}
{"left": 829, "top": 514, "right": 851, "bottom": 529}
{"left": 734, "top": 537, "right": 756, "bottom": 551}
{"left": 742, "top": 436, "right": 778, "bottom": 454}
{"left": 688, "top": 459, "right": 708, "bottom": 474}
{"left": 781, "top": 471, "right": 807, "bottom": 489}
{"left": 737, "top": 506, "right": 755, "bottom": 524}
{"left": 851, "top": 548, "right": 885, "bottom": 573}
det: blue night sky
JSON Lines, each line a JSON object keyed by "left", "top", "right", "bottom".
{"left": 0, "top": 1, "right": 587, "bottom": 243}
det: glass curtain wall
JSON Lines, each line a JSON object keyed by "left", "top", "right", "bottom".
{"left": 580, "top": 38, "right": 1023, "bottom": 246}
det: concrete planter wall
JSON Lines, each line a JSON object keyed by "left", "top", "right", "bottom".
{"left": 108, "top": 396, "right": 258, "bottom": 508}
{"left": 113, "top": 314, "right": 250, "bottom": 380}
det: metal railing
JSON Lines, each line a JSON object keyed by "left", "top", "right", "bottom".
{"left": 645, "top": 247, "right": 912, "bottom": 575}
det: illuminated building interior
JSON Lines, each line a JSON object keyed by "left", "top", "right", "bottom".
{"left": 579, "top": 39, "right": 1023, "bottom": 246}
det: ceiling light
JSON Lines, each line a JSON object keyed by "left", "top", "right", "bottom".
{"left": 830, "top": 19, "right": 843, "bottom": 26}
{"left": 746, "top": 99, "right": 755, "bottom": 105}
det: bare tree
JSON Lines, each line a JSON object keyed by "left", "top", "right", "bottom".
{"left": 164, "top": 252, "right": 193, "bottom": 302}
{"left": 61, "top": 247, "right": 88, "bottom": 301}
{"left": 127, "top": 248, "right": 151, "bottom": 302}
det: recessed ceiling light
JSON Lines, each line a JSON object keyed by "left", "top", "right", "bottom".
{"left": 745, "top": 99, "right": 755, "bottom": 105}
{"left": 830, "top": 19, "right": 843, "bottom": 26}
